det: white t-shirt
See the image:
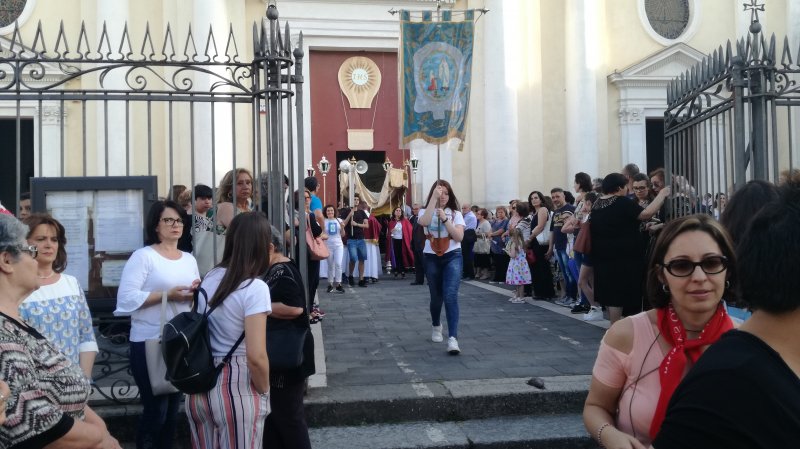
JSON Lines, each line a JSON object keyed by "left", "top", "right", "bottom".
{"left": 199, "top": 267, "right": 271, "bottom": 357}
{"left": 115, "top": 246, "right": 200, "bottom": 342}
{"left": 324, "top": 218, "right": 344, "bottom": 246}
{"left": 391, "top": 221, "right": 403, "bottom": 240}
{"left": 420, "top": 208, "right": 466, "bottom": 254}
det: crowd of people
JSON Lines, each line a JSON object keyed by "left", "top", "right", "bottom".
{"left": 1, "top": 163, "right": 798, "bottom": 448}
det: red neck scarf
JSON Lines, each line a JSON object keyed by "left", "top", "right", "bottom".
{"left": 650, "top": 302, "right": 733, "bottom": 440}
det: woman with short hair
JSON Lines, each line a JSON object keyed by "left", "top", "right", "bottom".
{"left": 21, "top": 213, "right": 97, "bottom": 377}
{"left": 590, "top": 173, "right": 670, "bottom": 323}
{"left": 474, "top": 208, "right": 493, "bottom": 280}
{"left": 490, "top": 206, "right": 510, "bottom": 283}
{"left": 116, "top": 200, "right": 200, "bottom": 449}
{"left": 262, "top": 226, "right": 315, "bottom": 449}
{"left": 0, "top": 214, "right": 121, "bottom": 449}
{"left": 584, "top": 214, "right": 738, "bottom": 448}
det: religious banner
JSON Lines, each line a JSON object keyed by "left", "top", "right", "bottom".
{"left": 400, "top": 10, "right": 475, "bottom": 147}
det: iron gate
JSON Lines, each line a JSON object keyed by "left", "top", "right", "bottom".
{"left": 664, "top": 4, "right": 799, "bottom": 217}
{"left": 0, "top": 3, "right": 307, "bottom": 404}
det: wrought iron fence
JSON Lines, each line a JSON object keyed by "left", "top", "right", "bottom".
{"left": 1, "top": 4, "right": 306, "bottom": 404}
{"left": 664, "top": 6, "right": 799, "bottom": 218}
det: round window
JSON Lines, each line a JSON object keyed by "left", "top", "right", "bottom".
{"left": 645, "top": 0, "right": 690, "bottom": 40}
{"left": 0, "top": 0, "right": 27, "bottom": 28}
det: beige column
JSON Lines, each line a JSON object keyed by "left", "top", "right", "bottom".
{"left": 564, "top": 0, "right": 602, "bottom": 183}
{"left": 96, "top": 0, "right": 129, "bottom": 176}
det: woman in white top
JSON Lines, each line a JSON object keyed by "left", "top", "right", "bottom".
{"left": 418, "top": 180, "right": 465, "bottom": 355}
{"left": 21, "top": 213, "right": 98, "bottom": 377}
{"left": 185, "top": 212, "right": 271, "bottom": 449}
{"left": 323, "top": 205, "right": 345, "bottom": 293}
{"left": 116, "top": 200, "right": 200, "bottom": 449}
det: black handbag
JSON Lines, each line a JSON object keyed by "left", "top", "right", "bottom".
{"left": 267, "top": 326, "right": 309, "bottom": 370}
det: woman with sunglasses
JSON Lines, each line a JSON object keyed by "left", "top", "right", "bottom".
{"left": 0, "top": 214, "right": 121, "bottom": 448}
{"left": 116, "top": 200, "right": 200, "bottom": 449}
{"left": 583, "top": 214, "right": 737, "bottom": 448}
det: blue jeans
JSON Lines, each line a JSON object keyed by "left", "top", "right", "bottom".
{"left": 424, "top": 250, "right": 463, "bottom": 338}
{"left": 555, "top": 248, "right": 577, "bottom": 299}
{"left": 130, "top": 341, "right": 182, "bottom": 449}
{"left": 347, "top": 238, "right": 367, "bottom": 261}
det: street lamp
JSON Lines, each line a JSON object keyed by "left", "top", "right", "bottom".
{"left": 405, "top": 153, "right": 420, "bottom": 204}
{"left": 306, "top": 164, "right": 315, "bottom": 178}
{"left": 317, "top": 156, "right": 331, "bottom": 204}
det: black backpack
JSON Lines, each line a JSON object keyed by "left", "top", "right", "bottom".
{"left": 161, "top": 286, "right": 244, "bottom": 394}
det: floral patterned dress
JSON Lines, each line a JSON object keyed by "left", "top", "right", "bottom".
{"left": 505, "top": 246, "right": 532, "bottom": 285}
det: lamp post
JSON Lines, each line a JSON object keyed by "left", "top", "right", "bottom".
{"left": 306, "top": 164, "right": 315, "bottom": 178}
{"left": 405, "top": 153, "right": 420, "bottom": 204}
{"left": 317, "top": 156, "right": 330, "bottom": 204}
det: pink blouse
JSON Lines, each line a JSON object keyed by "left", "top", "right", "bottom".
{"left": 592, "top": 312, "right": 679, "bottom": 446}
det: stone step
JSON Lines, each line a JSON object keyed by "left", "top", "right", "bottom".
{"left": 304, "top": 375, "right": 591, "bottom": 427}
{"left": 310, "top": 414, "right": 600, "bottom": 449}
{"left": 101, "top": 375, "right": 591, "bottom": 447}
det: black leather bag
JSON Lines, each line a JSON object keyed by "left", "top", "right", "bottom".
{"left": 267, "top": 326, "right": 309, "bottom": 371}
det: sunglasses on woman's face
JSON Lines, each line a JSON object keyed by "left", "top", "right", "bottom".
{"left": 661, "top": 255, "right": 728, "bottom": 277}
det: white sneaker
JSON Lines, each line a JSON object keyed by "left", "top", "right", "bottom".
{"left": 583, "top": 307, "right": 603, "bottom": 321}
{"left": 447, "top": 337, "right": 460, "bottom": 355}
{"left": 510, "top": 297, "right": 525, "bottom": 303}
{"left": 555, "top": 297, "right": 572, "bottom": 306}
{"left": 431, "top": 325, "right": 443, "bottom": 342}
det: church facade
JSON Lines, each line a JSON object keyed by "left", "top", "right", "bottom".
{"left": 1, "top": 0, "right": 794, "bottom": 207}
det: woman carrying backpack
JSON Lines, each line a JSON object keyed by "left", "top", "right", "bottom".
{"left": 185, "top": 212, "right": 272, "bottom": 449}
{"left": 116, "top": 200, "right": 200, "bottom": 449}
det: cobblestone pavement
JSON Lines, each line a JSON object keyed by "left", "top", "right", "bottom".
{"left": 316, "top": 274, "right": 609, "bottom": 388}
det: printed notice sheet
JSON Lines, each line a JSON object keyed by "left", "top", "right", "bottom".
{"left": 94, "top": 190, "right": 143, "bottom": 252}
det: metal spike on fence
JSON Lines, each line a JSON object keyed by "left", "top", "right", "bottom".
{"left": 162, "top": 24, "right": 177, "bottom": 62}
{"left": 141, "top": 22, "right": 157, "bottom": 60}
{"left": 726, "top": 41, "right": 732, "bottom": 66}
{"left": 119, "top": 23, "right": 134, "bottom": 60}
{"left": 54, "top": 21, "right": 70, "bottom": 58}
{"left": 204, "top": 25, "right": 220, "bottom": 62}
{"left": 767, "top": 33, "right": 775, "bottom": 63}
{"left": 32, "top": 21, "right": 47, "bottom": 57}
{"left": 781, "top": 35, "right": 792, "bottom": 66}
{"left": 260, "top": 18, "right": 269, "bottom": 55}
{"left": 183, "top": 25, "right": 199, "bottom": 62}
{"left": 77, "top": 21, "right": 91, "bottom": 59}
{"left": 251, "top": 22, "right": 259, "bottom": 57}
{"left": 285, "top": 22, "right": 292, "bottom": 57}
{"left": 9, "top": 21, "right": 25, "bottom": 57}
{"left": 97, "top": 22, "right": 113, "bottom": 59}
{"left": 736, "top": 37, "right": 745, "bottom": 60}
{"left": 225, "top": 23, "right": 240, "bottom": 63}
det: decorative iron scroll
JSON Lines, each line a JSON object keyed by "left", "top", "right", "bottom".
{"left": 0, "top": 12, "right": 302, "bottom": 98}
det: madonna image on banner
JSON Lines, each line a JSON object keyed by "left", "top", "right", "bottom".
{"left": 400, "top": 10, "right": 475, "bottom": 147}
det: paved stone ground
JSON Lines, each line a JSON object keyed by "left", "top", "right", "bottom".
{"left": 315, "top": 274, "right": 608, "bottom": 388}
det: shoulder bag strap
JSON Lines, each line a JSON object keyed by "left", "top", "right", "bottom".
{"left": 159, "top": 290, "right": 180, "bottom": 332}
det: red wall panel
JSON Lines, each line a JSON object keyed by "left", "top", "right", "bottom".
{"left": 309, "top": 51, "right": 401, "bottom": 206}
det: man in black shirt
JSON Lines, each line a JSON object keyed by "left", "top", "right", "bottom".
{"left": 342, "top": 200, "right": 369, "bottom": 287}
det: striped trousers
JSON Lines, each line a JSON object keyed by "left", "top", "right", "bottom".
{"left": 186, "top": 356, "right": 270, "bottom": 449}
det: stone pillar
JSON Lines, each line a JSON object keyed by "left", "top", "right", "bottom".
{"left": 478, "top": 0, "right": 519, "bottom": 206}
{"left": 618, "top": 107, "right": 647, "bottom": 171}
{"left": 37, "top": 104, "right": 66, "bottom": 177}
{"left": 193, "top": 0, "right": 235, "bottom": 186}
{"left": 564, "top": 0, "right": 601, "bottom": 181}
